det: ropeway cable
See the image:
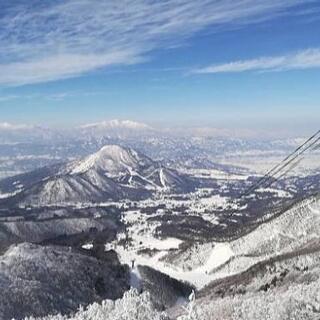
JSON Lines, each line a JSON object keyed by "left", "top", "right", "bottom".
{"left": 219, "top": 129, "right": 320, "bottom": 223}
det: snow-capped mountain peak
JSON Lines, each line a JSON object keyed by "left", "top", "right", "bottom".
{"left": 79, "top": 119, "right": 153, "bottom": 131}
{"left": 77, "top": 120, "right": 155, "bottom": 139}
{"left": 69, "top": 144, "right": 154, "bottom": 175}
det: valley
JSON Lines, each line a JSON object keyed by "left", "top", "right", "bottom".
{"left": 0, "top": 127, "right": 319, "bottom": 319}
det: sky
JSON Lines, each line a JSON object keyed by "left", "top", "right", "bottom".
{"left": 0, "top": 0, "right": 319, "bottom": 136}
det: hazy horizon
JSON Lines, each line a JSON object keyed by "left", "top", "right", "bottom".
{"left": 0, "top": 118, "right": 317, "bottom": 140}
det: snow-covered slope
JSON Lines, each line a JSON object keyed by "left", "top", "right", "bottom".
{"left": 112, "top": 194, "right": 320, "bottom": 290}
{"left": 182, "top": 248, "right": 320, "bottom": 320}
{"left": 0, "top": 243, "right": 130, "bottom": 320}
{"left": 156, "top": 194, "right": 320, "bottom": 289}
{"left": 68, "top": 145, "right": 155, "bottom": 176}
{"left": 207, "top": 195, "right": 320, "bottom": 278}
{"left": 24, "top": 248, "right": 320, "bottom": 320}
{"left": 69, "top": 144, "right": 190, "bottom": 190}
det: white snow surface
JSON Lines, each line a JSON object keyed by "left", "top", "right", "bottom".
{"left": 80, "top": 119, "right": 153, "bottom": 131}
{"left": 112, "top": 195, "right": 320, "bottom": 290}
{"left": 161, "top": 195, "right": 320, "bottom": 285}
{"left": 69, "top": 145, "right": 151, "bottom": 175}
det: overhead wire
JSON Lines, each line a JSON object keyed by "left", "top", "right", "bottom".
{"left": 219, "top": 129, "right": 320, "bottom": 224}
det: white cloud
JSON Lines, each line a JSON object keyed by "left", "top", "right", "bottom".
{"left": 0, "top": 0, "right": 316, "bottom": 85}
{"left": 0, "top": 91, "right": 107, "bottom": 103}
{"left": 0, "top": 95, "right": 19, "bottom": 102}
{"left": 0, "top": 52, "right": 142, "bottom": 86}
{"left": 193, "top": 48, "right": 320, "bottom": 74}
{"left": 0, "top": 122, "right": 33, "bottom": 130}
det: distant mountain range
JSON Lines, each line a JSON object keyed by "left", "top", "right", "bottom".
{"left": 0, "top": 119, "right": 309, "bottom": 143}
{"left": 79, "top": 119, "right": 153, "bottom": 131}
{"left": 0, "top": 119, "right": 318, "bottom": 180}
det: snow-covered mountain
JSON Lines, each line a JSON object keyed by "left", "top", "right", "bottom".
{"left": 78, "top": 120, "right": 155, "bottom": 138}
{"left": 0, "top": 145, "right": 194, "bottom": 206}
{"left": 80, "top": 120, "right": 153, "bottom": 131}
{"left": 67, "top": 145, "right": 190, "bottom": 192}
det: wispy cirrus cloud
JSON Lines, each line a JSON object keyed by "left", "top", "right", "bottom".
{"left": 0, "top": 0, "right": 316, "bottom": 86}
{"left": 192, "top": 48, "right": 320, "bottom": 74}
{"left": 0, "top": 90, "right": 107, "bottom": 103}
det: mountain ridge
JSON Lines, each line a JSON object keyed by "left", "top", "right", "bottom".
{"left": 0, "top": 145, "right": 194, "bottom": 207}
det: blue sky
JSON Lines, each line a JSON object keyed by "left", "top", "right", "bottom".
{"left": 0, "top": 0, "right": 319, "bottom": 135}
